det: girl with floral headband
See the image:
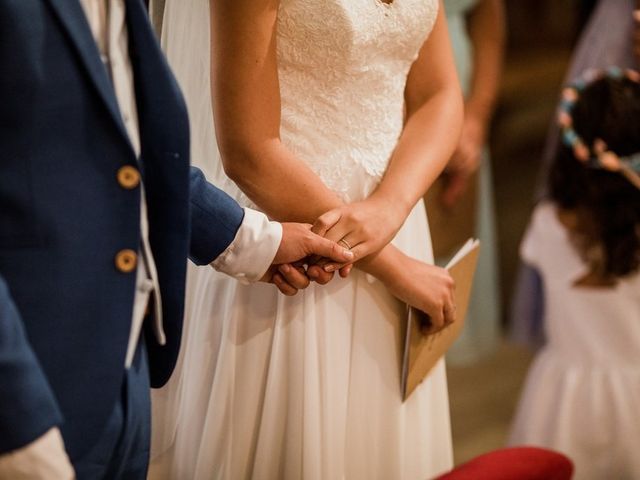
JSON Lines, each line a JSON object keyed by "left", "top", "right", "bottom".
{"left": 511, "top": 0, "right": 639, "bottom": 350}
{"left": 508, "top": 69, "right": 640, "bottom": 480}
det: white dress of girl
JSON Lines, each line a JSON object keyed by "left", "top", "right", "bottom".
{"left": 509, "top": 202, "right": 640, "bottom": 480}
{"left": 150, "top": 1, "right": 453, "bottom": 478}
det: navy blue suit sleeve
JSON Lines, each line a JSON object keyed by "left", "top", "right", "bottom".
{"left": 0, "top": 277, "right": 63, "bottom": 453}
{"left": 189, "top": 167, "right": 245, "bottom": 266}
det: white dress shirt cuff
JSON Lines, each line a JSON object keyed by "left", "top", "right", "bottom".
{"left": 211, "top": 208, "right": 282, "bottom": 284}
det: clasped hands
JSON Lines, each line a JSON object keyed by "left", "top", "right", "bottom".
{"left": 263, "top": 193, "right": 457, "bottom": 332}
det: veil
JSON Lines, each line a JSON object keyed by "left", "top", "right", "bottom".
{"left": 148, "top": 0, "right": 248, "bottom": 462}
{"left": 151, "top": 0, "right": 246, "bottom": 201}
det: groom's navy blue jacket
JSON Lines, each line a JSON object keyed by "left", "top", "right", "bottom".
{"left": 0, "top": 0, "right": 246, "bottom": 460}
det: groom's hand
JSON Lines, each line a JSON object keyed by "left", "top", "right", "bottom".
{"left": 262, "top": 223, "right": 354, "bottom": 295}
{"left": 273, "top": 223, "right": 354, "bottom": 265}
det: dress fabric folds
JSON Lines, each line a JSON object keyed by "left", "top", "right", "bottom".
{"left": 149, "top": 0, "right": 453, "bottom": 479}
{"left": 508, "top": 203, "right": 640, "bottom": 480}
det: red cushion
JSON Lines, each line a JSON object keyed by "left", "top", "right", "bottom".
{"left": 435, "top": 447, "right": 574, "bottom": 480}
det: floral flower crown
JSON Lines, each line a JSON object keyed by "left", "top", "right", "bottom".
{"left": 558, "top": 66, "right": 640, "bottom": 190}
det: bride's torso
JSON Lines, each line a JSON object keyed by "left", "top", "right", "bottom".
{"left": 159, "top": 0, "right": 438, "bottom": 205}
{"left": 277, "top": 0, "right": 438, "bottom": 202}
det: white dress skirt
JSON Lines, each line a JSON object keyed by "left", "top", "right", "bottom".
{"left": 149, "top": 0, "right": 454, "bottom": 478}
{"left": 509, "top": 203, "right": 640, "bottom": 480}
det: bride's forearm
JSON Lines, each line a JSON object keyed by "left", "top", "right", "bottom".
{"left": 222, "top": 138, "right": 408, "bottom": 282}
{"left": 209, "top": 0, "right": 344, "bottom": 224}
{"left": 225, "top": 141, "right": 457, "bottom": 329}
{"left": 357, "top": 243, "right": 456, "bottom": 331}
{"left": 220, "top": 138, "right": 343, "bottom": 223}
{"left": 355, "top": 245, "right": 404, "bottom": 285}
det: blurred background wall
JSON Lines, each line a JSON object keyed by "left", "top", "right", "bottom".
{"left": 492, "top": 0, "right": 591, "bottom": 310}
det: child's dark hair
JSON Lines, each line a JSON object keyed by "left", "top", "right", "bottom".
{"left": 549, "top": 75, "right": 640, "bottom": 279}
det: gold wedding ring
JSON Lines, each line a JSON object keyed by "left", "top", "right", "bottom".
{"left": 338, "top": 239, "right": 352, "bottom": 250}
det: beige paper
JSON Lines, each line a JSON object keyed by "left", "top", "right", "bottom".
{"left": 401, "top": 239, "right": 481, "bottom": 401}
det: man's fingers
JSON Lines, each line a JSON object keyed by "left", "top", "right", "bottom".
{"left": 307, "top": 265, "right": 335, "bottom": 285}
{"left": 324, "top": 261, "right": 347, "bottom": 273}
{"left": 339, "top": 264, "right": 353, "bottom": 278}
{"left": 312, "top": 209, "right": 343, "bottom": 236}
{"left": 278, "top": 264, "right": 310, "bottom": 290}
{"left": 272, "top": 273, "right": 298, "bottom": 296}
{"left": 307, "top": 255, "right": 327, "bottom": 267}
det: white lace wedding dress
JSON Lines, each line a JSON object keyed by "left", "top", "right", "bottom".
{"left": 149, "top": 0, "right": 453, "bottom": 478}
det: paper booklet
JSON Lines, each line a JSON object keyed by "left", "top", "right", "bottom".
{"left": 401, "top": 239, "right": 481, "bottom": 401}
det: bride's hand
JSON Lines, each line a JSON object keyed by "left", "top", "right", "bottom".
{"left": 311, "top": 194, "right": 409, "bottom": 268}
{"left": 364, "top": 252, "right": 456, "bottom": 332}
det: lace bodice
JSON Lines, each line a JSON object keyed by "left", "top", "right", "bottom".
{"left": 277, "top": 0, "right": 439, "bottom": 201}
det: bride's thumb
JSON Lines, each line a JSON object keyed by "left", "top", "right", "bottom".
{"left": 312, "top": 208, "right": 342, "bottom": 236}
